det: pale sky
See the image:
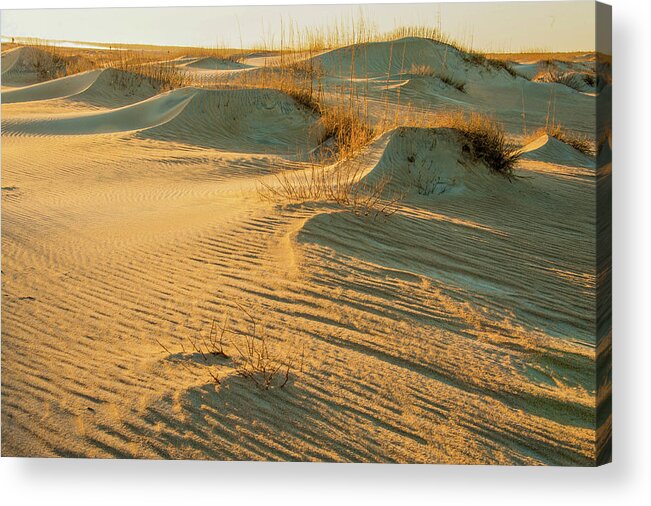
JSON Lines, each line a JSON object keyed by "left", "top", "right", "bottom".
{"left": 0, "top": 2, "right": 598, "bottom": 53}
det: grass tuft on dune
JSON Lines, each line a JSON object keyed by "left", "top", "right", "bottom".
{"left": 413, "top": 112, "right": 521, "bottom": 178}
{"left": 527, "top": 121, "right": 595, "bottom": 157}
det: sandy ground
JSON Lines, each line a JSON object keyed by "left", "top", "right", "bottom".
{"left": 1, "top": 39, "right": 608, "bottom": 464}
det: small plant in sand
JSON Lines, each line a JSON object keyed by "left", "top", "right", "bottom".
{"left": 231, "top": 331, "right": 296, "bottom": 390}
{"left": 407, "top": 161, "right": 447, "bottom": 196}
{"left": 258, "top": 160, "right": 403, "bottom": 219}
{"left": 229, "top": 304, "right": 304, "bottom": 390}
{"left": 156, "top": 316, "right": 228, "bottom": 385}
{"left": 157, "top": 304, "right": 303, "bottom": 390}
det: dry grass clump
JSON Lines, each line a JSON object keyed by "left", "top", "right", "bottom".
{"left": 544, "top": 70, "right": 584, "bottom": 91}
{"left": 583, "top": 74, "right": 596, "bottom": 87}
{"left": 433, "top": 112, "right": 520, "bottom": 178}
{"left": 535, "top": 62, "right": 589, "bottom": 91}
{"left": 255, "top": 15, "right": 379, "bottom": 51}
{"left": 255, "top": 16, "right": 474, "bottom": 57}
{"left": 409, "top": 64, "right": 466, "bottom": 92}
{"left": 319, "top": 104, "right": 375, "bottom": 160}
{"left": 12, "top": 43, "right": 190, "bottom": 90}
{"left": 234, "top": 63, "right": 321, "bottom": 112}
{"left": 258, "top": 161, "right": 402, "bottom": 219}
{"left": 170, "top": 46, "right": 243, "bottom": 62}
{"left": 409, "top": 64, "right": 466, "bottom": 93}
{"left": 410, "top": 64, "right": 435, "bottom": 76}
{"left": 233, "top": 54, "right": 373, "bottom": 160}
{"left": 462, "top": 51, "right": 519, "bottom": 77}
{"left": 528, "top": 122, "right": 595, "bottom": 156}
{"left": 485, "top": 57, "right": 519, "bottom": 77}
{"left": 229, "top": 304, "right": 303, "bottom": 390}
{"left": 438, "top": 73, "right": 466, "bottom": 92}
{"left": 384, "top": 25, "right": 447, "bottom": 42}
{"left": 230, "top": 44, "right": 323, "bottom": 108}
{"left": 32, "top": 50, "right": 68, "bottom": 81}
{"left": 597, "top": 126, "right": 612, "bottom": 155}
{"left": 157, "top": 304, "right": 303, "bottom": 390}
{"left": 258, "top": 18, "right": 456, "bottom": 52}
{"left": 109, "top": 51, "right": 189, "bottom": 91}
{"left": 381, "top": 25, "right": 473, "bottom": 55}
{"left": 17, "top": 44, "right": 94, "bottom": 81}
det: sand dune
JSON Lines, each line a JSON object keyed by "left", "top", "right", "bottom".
{"left": 2, "top": 69, "right": 102, "bottom": 103}
{"left": 68, "top": 68, "right": 164, "bottom": 107}
{"left": 313, "top": 37, "right": 470, "bottom": 79}
{"left": 2, "top": 68, "right": 170, "bottom": 108}
{"left": 2, "top": 82, "right": 324, "bottom": 155}
{"left": 2, "top": 40, "right": 603, "bottom": 464}
{"left": 138, "top": 88, "right": 324, "bottom": 155}
{"left": 360, "top": 127, "right": 500, "bottom": 196}
{"left": 2, "top": 87, "right": 195, "bottom": 135}
{"left": 520, "top": 134, "right": 595, "bottom": 168}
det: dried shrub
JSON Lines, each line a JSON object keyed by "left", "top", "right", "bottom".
{"left": 156, "top": 305, "right": 303, "bottom": 390}
{"left": 258, "top": 161, "right": 403, "bottom": 219}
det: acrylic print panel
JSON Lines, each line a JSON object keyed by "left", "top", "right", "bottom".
{"left": 0, "top": 1, "right": 611, "bottom": 465}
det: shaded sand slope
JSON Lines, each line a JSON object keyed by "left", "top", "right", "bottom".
{"left": 360, "top": 127, "right": 502, "bottom": 195}
{"left": 2, "top": 43, "right": 599, "bottom": 464}
{"left": 3, "top": 86, "right": 325, "bottom": 155}
{"left": 520, "top": 134, "right": 595, "bottom": 168}
{"left": 2, "top": 68, "right": 172, "bottom": 110}
{"left": 2, "top": 69, "right": 103, "bottom": 104}
{"left": 2, "top": 88, "right": 196, "bottom": 135}
{"left": 66, "top": 68, "right": 163, "bottom": 107}
{"left": 138, "top": 88, "right": 324, "bottom": 155}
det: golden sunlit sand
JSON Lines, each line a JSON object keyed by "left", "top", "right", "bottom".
{"left": 1, "top": 30, "right": 611, "bottom": 464}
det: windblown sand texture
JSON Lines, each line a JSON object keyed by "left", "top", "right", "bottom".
{"left": 1, "top": 38, "right": 610, "bottom": 464}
